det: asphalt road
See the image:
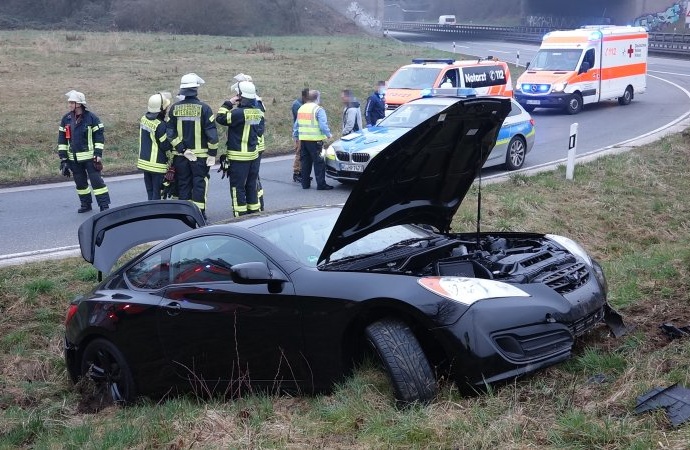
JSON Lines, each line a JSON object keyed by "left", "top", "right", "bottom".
{"left": 1, "top": 35, "right": 689, "bottom": 261}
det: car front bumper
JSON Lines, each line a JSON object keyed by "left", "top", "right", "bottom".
{"left": 515, "top": 92, "right": 572, "bottom": 109}
{"left": 325, "top": 159, "right": 366, "bottom": 182}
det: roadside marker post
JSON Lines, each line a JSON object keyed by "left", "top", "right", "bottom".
{"left": 453, "top": 42, "right": 456, "bottom": 53}
{"left": 566, "top": 123, "right": 578, "bottom": 180}
{"left": 517, "top": 50, "right": 520, "bottom": 66}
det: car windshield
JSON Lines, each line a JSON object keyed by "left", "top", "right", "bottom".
{"left": 388, "top": 67, "right": 441, "bottom": 89}
{"left": 529, "top": 49, "right": 582, "bottom": 71}
{"left": 379, "top": 103, "right": 449, "bottom": 128}
{"left": 250, "top": 209, "right": 433, "bottom": 267}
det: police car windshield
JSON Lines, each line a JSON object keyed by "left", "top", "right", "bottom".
{"left": 379, "top": 103, "right": 448, "bottom": 128}
{"left": 530, "top": 49, "right": 582, "bottom": 71}
{"left": 388, "top": 67, "right": 441, "bottom": 89}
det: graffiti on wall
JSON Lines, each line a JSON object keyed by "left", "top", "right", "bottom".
{"left": 524, "top": 16, "right": 611, "bottom": 28}
{"left": 633, "top": 3, "right": 683, "bottom": 30}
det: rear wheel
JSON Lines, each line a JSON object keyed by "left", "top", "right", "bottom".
{"left": 365, "top": 318, "right": 437, "bottom": 405}
{"left": 80, "top": 338, "right": 136, "bottom": 405}
{"left": 505, "top": 136, "right": 527, "bottom": 170}
{"left": 565, "top": 93, "right": 583, "bottom": 115}
{"left": 618, "top": 86, "right": 633, "bottom": 106}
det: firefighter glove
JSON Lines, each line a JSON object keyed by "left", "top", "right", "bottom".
{"left": 183, "top": 150, "right": 197, "bottom": 162}
{"left": 217, "top": 154, "right": 230, "bottom": 179}
{"left": 92, "top": 156, "right": 103, "bottom": 172}
{"left": 206, "top": 156, "right": 216, "bottom": 167}
{"left": 164, "top": 166, "right": 175, "bottom": 182}
{"left": 60, "top": 159, "right": 71, "bottom": 177}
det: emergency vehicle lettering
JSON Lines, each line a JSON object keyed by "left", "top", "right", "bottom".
{"left": 462, "top": 66, "right": 508, "bottom": 89}
{"left": 140, "top": 118, "right": 158, "bottom": 134}
{"left": 173, "top": 104, "right": 202, "bottom": 117}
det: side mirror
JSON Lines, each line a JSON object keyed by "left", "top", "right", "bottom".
{"left": 525, "top": 62, "right": 531, "bottom": 70}
{"left": 579, "top": 61, "right": 590, "bottom": 74}
{"left": 231, "top": 262, "right": 287, "bottom": 285}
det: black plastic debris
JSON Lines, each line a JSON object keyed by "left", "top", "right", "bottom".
{"left": 660, "top": 323, "right": 690, "bottom": 340}
{"left": 603, "top": 304, "right": 628, "bottom": 338}
{"left": 635, "top": 384, "right": 690, "bottom": 426}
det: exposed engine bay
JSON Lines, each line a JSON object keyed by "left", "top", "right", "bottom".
{"left": 325, "top": 233, "right": 590, "bottom": 295}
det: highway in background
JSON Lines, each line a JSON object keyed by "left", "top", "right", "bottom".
{"left": 1, "top": 34, "right": 689, "bottom": 263}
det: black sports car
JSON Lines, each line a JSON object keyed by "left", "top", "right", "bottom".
{"left": 65, "top": 97, "right": 623, "bottom": 405}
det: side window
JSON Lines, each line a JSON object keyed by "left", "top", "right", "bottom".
{"left": 438, "top": 69, "right": 458, "bottom": 87}
{"left": 126, "top": 247, "right": 172, "bottom": 290}
{"left": 583, "top": 49, "right": 595, "bottom": 69}
{"left": 170, "top": 235, "right": 267, "bottom": 284}
{"left": 509, "top": 101, "right": 522, "bottom": 117}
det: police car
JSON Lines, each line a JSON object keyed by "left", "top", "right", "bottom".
{"left": 325, "top": 89, "right": 535, "bottom": 183}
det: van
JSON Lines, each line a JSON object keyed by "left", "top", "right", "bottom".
{"left": 439, "top": 15, "right": 456, "bottom": 25}
{"left": 515, "top": 26, "right": 648, "bottom": 114}
{"left": 385, "top": 58, "right": 514, "bottom": 114}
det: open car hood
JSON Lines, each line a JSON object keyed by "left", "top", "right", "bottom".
{"left": 318, "top": 97, "right": 511, "bottom": 265}
{"left": 78, "top": 200, "right": 206, "bottom": 274}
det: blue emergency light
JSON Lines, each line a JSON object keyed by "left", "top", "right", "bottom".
{"left": 421, "top": 87, "right": 478, "bottom": 98}
{"left": 522, "top": 84, "right": 550, "bottom": 93}
{"left": 412, "top": 58, "right": 455, "bottom": 64}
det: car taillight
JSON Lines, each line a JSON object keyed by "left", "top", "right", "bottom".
{"left": 530, "top": 118, "right": 535, "bottom": 127}
{"left": 65, "top": 304, "right": 78, "bottom": 326}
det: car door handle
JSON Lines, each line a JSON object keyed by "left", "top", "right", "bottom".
{"left": 162, "top": 301, "right": 182, "bottom": 315}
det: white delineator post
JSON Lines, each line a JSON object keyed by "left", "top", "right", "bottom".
{"left": 566, "top": 123, "right": 578, "bottom": 180}
{"left": 453, "top": 42, "right": 456, "bottom": 53}
{"left": 517, "top": 50, "right": 520, "bottom": 66}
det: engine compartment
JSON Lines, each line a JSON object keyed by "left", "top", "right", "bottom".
{"left": 326, "top": 233, "right": 590, "bottom": 295}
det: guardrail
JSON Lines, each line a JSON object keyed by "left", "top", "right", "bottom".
{"left": 383, "top": 22, "right": 690, "bottom": 57}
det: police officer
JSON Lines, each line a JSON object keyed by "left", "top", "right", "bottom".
{"left": 293, "top": 90, "right": 333, "bottom": 190}
{"left": 167, "top": 73, "right": 219, "bottom": 218}
{"left": 138, "top": 92, "right": 173, "bottom": 200}
{"left": 57, "top": 90, "right": 110, "bottom": 213}
{"left": 216, "top": 81, "right": 264, "bottom": 216}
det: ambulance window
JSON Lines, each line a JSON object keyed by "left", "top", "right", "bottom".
{"left": 583, "top": 49, "right": 595, "bottom": 69}
{"left": 438, "top": 69, "right": 458, "bottom": 87}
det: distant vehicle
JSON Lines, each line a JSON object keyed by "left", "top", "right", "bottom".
{"left": 515, "top": 26, "right": 648, "bottom": 115}
{"left": 325, "top": 89, "right": 535, "bottom": 183}
{"left": 438, "top": 15, "right": 456, "bottom": 25}
{"left": 385, "top": 58, "right": 514, "bottom": 114}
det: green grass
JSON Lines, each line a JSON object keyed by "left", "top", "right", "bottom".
{"left": 3, "top": 128, "right": 690, "bottom": 447}
{"left": 0, "top": 30, "right": 511, "bottom": 186}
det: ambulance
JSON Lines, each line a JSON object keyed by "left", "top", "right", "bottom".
{"left": 384, "top": 58, "right": 514, "bottom": 114}
{"left": 515, "top": 26, "right": 648, "bottom": 114}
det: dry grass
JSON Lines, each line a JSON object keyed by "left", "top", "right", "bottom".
{"left": 0, "top": 30, "right": 479, "bottom": 186}
{"left": 2, "top": 129, "right": 690, "bottom": 448}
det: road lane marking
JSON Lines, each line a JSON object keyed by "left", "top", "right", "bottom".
{"left": 649, "top": 70, "right": 690, "bottom": 77}
{"left": 488, "top": 49, "right": 511, "bottom": 54}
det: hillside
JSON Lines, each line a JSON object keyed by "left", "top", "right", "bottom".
{"left": 0, "top": 0, "right": 360, "bottom": 35}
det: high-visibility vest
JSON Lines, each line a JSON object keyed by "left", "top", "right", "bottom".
{"left": 296, "top": 103, "right": 326, "bottom": 141}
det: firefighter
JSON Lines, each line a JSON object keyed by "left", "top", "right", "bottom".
{"left": 292, "top": 90, "right": 333, "bottom": 190}
{"left": 138, "top": 92, "right": 173, "bottom": 200}
{"left": 232, "top": 73, "right": 267, "bottom": 211}
{"left": 216, "top": 80, "right": 264, "bottom": 216}
{"left": 167, "top": 73, "right": 219, "bottom": 218}
{"left": 57, "top": 90, "right": 110, "bottom": 213}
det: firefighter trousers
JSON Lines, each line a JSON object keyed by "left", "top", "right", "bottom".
{"left": 68, "top": 159, "right": 110, "bottom": 207}
{"left": 229, "top": 157, "right": 260, "bottom": 217}
{"left": 143, "top": 171, "right": 165, "bottom": 200}
{"left": 174, "top": 156, "right": 210, "bottom": 211}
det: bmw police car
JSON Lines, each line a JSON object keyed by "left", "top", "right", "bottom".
{"left": 325, "top": 89, "right": 535, "bottom": 183}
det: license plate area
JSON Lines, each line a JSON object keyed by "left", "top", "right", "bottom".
{"left": 526, "top": 100, "right": 541, "bottom": 105}
{"left": 341, "top": 164, "right": 363, "bottom": 172}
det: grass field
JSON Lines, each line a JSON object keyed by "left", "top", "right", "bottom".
{"left": 2, "top": 125, "right": 689, "bottom": 448}
{"left": 0, "top": 30, "right": 515, "bottom": 186}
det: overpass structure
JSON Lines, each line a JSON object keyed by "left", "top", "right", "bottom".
{"left": 346, "top": 0, "right": 689, "bottom": 31}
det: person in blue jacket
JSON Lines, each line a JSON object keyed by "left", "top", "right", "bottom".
{"left": 365, "top": 81, "right": 386, "bottom": 127}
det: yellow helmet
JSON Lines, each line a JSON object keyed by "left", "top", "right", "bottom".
{"left": 147, "top": 92, "right": 172, "bottom": 113}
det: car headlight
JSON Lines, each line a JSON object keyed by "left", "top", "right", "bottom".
{"left": 591, "top": 259, "right": 608, "bottom": 294}
{"left": 324, "top": 145, "right": 336, "bottom": 160}
{"left": 418, "top": 277, "right": 530, "bottom": 305}
{"left": 552, "top": 82, "right": 567, "bottom": 92}
{"left": 545, "top": 234, "right": 592, "bottom": 266}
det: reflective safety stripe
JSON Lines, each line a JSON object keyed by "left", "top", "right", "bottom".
{"left": 257, "top": 135, "right": 265, "bottom": 152}
{"left": 227, "top": 149, "right": 258, "bottom": 161}
{"left": 58, "top": 144, "right": 68, "bottom": 151}
{"left": 193, "top": 200, "right": 205, "bottom": 210}
{"left": 75, "top": 151, "right": 94, "bottom": 161}
{"left": 137, "top": 159, "right": 168, "bottom": 173}
{"left": 296, "top": 103, "right": 326, "bottom": 141}
{"left": 247, "top": 201, "right": 261, "bottom": 212}
{"left": 231, "top": 187, "right": 247, "bottom": 217}
{"left": 192, "top": 149, "right": 209, "bottom": 158}
{"left": 76, "top": 186, "right": 92, "bottom": 195}
{"left": 93, "top": 186, "right": 109, "bottom": 196}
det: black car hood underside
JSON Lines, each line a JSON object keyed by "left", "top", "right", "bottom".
{"left": 78, "top": 200, "right": 206, "bottom": 274}
{"left": 318, "top": 97, "right": 511, "bottom": 264}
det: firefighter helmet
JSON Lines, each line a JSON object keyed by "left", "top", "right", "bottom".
{"left": 65, "top": 90, "right": 87, "bottom": 106}
{"left": 179, "top": 73, "right": 205, "bottom": 89}
{"left": 147, "top": 92, "right": 172, "bottom": 113}
{"left": 238, "top": 81, "right": 257, "bottom": 99}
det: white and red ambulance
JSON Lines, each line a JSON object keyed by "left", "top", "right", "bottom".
{"left": 515, "top": 26, "right": 648, "bottom": 114}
